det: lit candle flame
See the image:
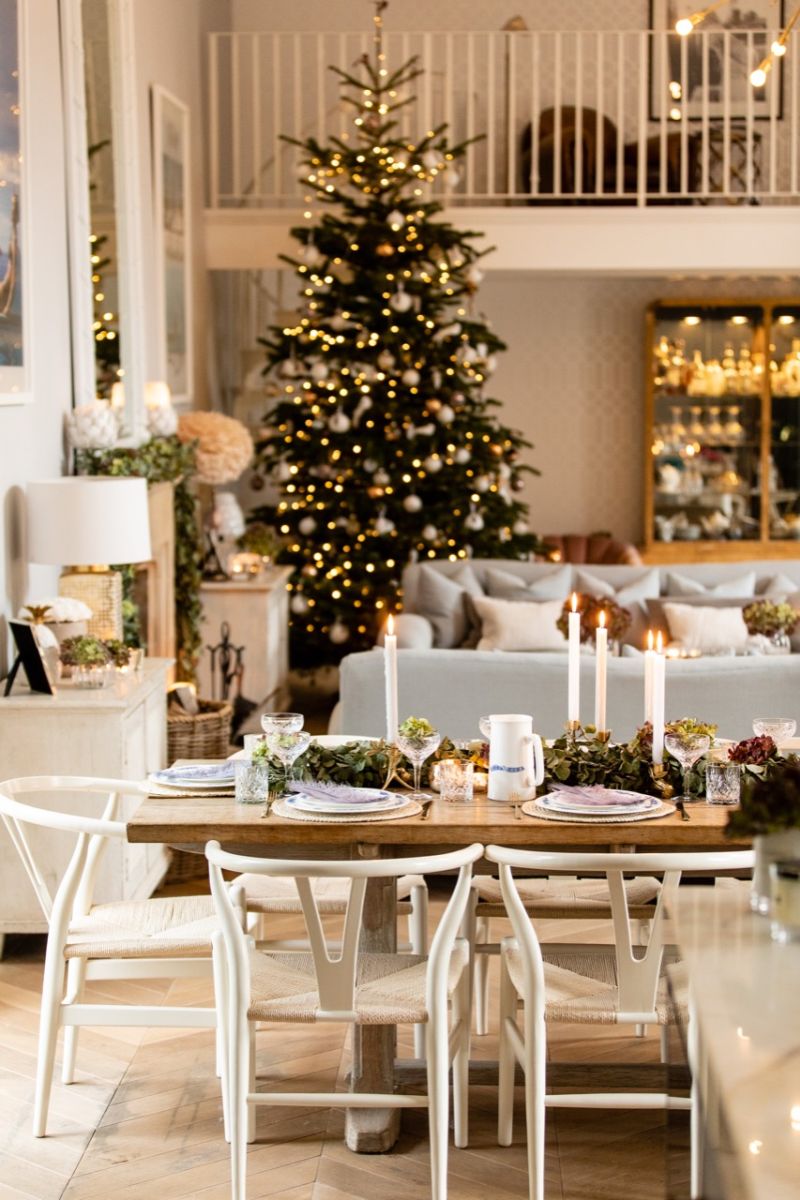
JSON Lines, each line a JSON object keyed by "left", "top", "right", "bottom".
{"left": 647, "top": 629, "right": 654, "bottom": 651}
{"left": 387, "top": 613, "right": 394, "bottom": 636}
{"left": 656, "top": 631, "right": 664, "bottom": 653}
{"left": 570, "top": 592, "right": 578, "bottom": 613}
{"left": 598, "top": 610, "right": 606, "bottom": 629}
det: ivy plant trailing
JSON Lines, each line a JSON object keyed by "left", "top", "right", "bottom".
{"left": 76, "top": 437, "right": 203, "bottom": 680}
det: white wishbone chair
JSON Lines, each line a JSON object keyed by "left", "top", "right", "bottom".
{"left": 484, "top": 845, "right": 754, "bottom": 1200}
{"left": 0, "top": 776, "right": 237, "bottom": 1137}
{"left": 206, "top": 840, "right": 483, "bottom": 1200}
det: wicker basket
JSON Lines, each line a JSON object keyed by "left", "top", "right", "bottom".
{"left": 167, "top": 699, "right": 233, "bottom": 763}
{"left": 164, "top": 698, "right": 233, "bottom": 885}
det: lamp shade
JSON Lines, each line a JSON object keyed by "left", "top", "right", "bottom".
{"left": 27, "top": 477, "right": 152, "bottom": 566}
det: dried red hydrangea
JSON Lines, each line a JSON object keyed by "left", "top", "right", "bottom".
{"left": 728, "top": 736, "right": 777, "bottom": 765}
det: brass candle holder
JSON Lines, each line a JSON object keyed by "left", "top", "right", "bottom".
{"left": 566, "top": 719, "right": 581, "bottom": 740}
{"left": 651, "top": 762, "right": 675, "bottom": 800}
{"left": 595, "top": 730, "right": 611, "bottom": 744}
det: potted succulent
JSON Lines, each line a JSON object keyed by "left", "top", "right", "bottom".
{"left": 742, "top": 600, "right": 798, "bottom": 655}
{"left": 60, "top": 635, "right": 113, "bottom": 688}
{"left": 727, "top": 758, "right": 800, "bottom": 913}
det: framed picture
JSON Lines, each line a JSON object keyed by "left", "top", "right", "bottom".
{"left": 0, "top": 0, "right": 32, "bottom": 405}
{"left": 649, "top": 0, "right": 785, "bottom": 121}
{"left": 4, "top": 622, "right": 54, "bottom": 696}
{"left": 151, "top": 85, "right": 192, "bottom": 406}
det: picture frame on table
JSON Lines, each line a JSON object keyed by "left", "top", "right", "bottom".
{"left": 649, "top": 0, "right": 785, "bottom": 121}
{"left": 151, "top": 85, "right": 192, "bottom": 406}
{"left": 0, "top": 0, "right": 32, "bottom": 406}
{"left": 4, "top": 621, "right": 54, "bottom": 696}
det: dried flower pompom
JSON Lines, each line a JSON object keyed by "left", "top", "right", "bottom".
{"left": 177, "top": 411, "right": 254, "bottom": 485}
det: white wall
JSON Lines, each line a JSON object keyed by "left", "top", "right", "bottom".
{"left": 0, "top": 2, "right": 72, "bottom": 675}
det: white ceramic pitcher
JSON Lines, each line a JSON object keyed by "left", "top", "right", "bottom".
{"left": 484, "top": 713, "right": 545, "bottom": 804}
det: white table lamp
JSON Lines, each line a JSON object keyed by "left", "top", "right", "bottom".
{"left": 27, "top": 477, "right": 152, "bottom": 640}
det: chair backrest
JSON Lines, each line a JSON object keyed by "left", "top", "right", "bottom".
{"left": 0, "top": 776, "right": 137, "bottom": 926}
{"left": 485, "top": 846, "right": 754, "bottom": 1021}
{"left": 206, "top": 842, "right": 484, "bottom": 1021}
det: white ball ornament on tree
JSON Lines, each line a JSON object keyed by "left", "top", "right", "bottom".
{"left": 422, "top": 148, "right": 443, "bottom": 171}
{"left": 290, "top": 592, "right": 310, "bottom": 615}
{"left": 375, "top": 508, "right": 395, "bottom": 535}
{"left": 373, "top": 468, "right": 390, "bottom": 487}
{"left": 422, "top": 524, "right": 438, "bottom": 541}
{"left": 301, "top": 242, "right": 324, "bottom": 267}
{"left": 464, "top": 506, "right": 485, "bottom": 532}
{"left": 513, "top": 518, "right": 530, "bottom": 536}
{"left": 329, "top": 621, "right": 350, "bottom": 645}
{"left": 403, "top": 493, "right": 423, "bottom": 513}
{"left": 499, "top": 526, "right": 512, "bottom": 543}
{"left": 377, "top": 349, "right": 395, "bottom": 370}
{"left": 387, "top": 209, "right": 405, "bottom": 231}
{"left": 363, "top": 458, "right": 378, "bottom": 473}
{"left": 465, "top": 264, "right": 484, "bottom": 287}
{"left": 423, "top": 454, "right": 443, "bottom": 473}
{"left": 389, "top": 286, "right": 413, "bottom": 313}
{"left": 498, "top": 462, "right": 513, "bottom": 480}
{"left": 328, "top": 410, "right": 351, "bottom": 434}
{"left": 454, "top": 447, "right": 471, "bottom": 464}
{"left": 280, "top": 358, "right": 298, "bottom": 378}
{"left": 274, "top": 461, "right": 293, "bottom": 482}
{"left": 436, "top": 404, "right": 455, "bottom": 424}
{"left": 310, "top": 360, "right": 329, "bottom": 382}
{"left": 298, "top": 515, "right": 317, "bottom": 536}
{"left": 401, "top": 367, "right": 420, "bottom": 387}
{"left": 474, "top": 474, "right": 491, "bottom": 493}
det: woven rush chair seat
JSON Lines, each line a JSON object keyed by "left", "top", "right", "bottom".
{"left": 64, "top": 894, "right": 218, "bottom": 959}
{"left": 505, "top": 946, "right": 688, "bottom": 1027}
{"left": 247, "top": 944, "right": 468, "bottom": 1024}
{"left": 472, "top": 875, "right": 660, "bottom": 919}
{"left": 237, "top": 871, "right": 424, "bottom": 915}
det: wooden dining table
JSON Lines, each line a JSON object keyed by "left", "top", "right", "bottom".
{"left": 127, "top": 787, "right": 749, "bottom": 1153}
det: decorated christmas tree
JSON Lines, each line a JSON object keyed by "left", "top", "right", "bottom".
{"left": 251, "top": 3, "right": 542, "bottom": 668}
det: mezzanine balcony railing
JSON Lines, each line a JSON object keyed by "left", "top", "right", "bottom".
{"left": 207, "top": 27, "right": 799, "bottom": 209}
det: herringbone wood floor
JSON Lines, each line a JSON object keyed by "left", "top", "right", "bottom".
{"left": 0, "top": 894, "right": 686, "bottom": 1200}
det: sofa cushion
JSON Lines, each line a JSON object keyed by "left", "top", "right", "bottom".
{"left": 646, "top": 594, "right": 757, "bottom": 640}
{"left": 574, "top": 568, "right": 660, "bottom": 648}
{"left": 485, "top": 564, "right": 572, "bottom": 601}
{"left": 664, "top": 570, "right": 756, "bottom": 599}
{"left": 473, "top": 596, "right": 567, "bottom": 652}
{"left": 415, "top": 563, "right": 483, "bottom": 648}
{"left": 760, "top": 572, "right": 799, "bottom": 598}
{"left": 662, "top": 602, "right": 749, "bottom": 652}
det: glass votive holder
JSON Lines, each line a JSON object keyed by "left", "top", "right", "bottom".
{"left": 705, "top": 762, "right": 742, "bottom": 805}
{"left": 234, "top": 757, "right": 269, "bottom": 805}
{"left": 769, "top": 859, "right": 800, "bottom": 942}
{"left": 437, "top": 759, "right": 474, "bottom": 804}
{"left": 243, "top": 733, "right": 266, "bottom": 754}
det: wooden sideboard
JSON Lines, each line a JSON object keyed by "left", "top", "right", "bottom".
{"left": 196, "top": 568, "right": 292, "bottom": 710}
{"left": 0, "top": 658, "right": 172, "bottom": 949}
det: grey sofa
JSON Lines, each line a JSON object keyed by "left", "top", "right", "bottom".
{"left": 332, "top": 558, "right": 800, "bottom": 740}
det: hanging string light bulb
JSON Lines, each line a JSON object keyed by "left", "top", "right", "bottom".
{"left": 750, "top": 4, "right": 800, "bottom": 87}
{"left": 674, "top": 0, "right": 729, "bottom": 36}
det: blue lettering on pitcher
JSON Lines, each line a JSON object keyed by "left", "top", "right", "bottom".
{"left": 490, "top": 764, "right": 525, "bottom": 773}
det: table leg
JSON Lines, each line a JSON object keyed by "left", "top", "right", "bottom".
{"left": 345, "top": 871, "right": 401, "bottom": 1152}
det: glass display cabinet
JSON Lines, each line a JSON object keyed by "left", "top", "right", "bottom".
{"left": 644, "top": 300, "right": 800, "bottom": 561}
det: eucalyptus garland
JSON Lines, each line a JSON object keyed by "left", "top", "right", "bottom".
{"left": 76, "top": 437, "right": 203, "bottom": 680}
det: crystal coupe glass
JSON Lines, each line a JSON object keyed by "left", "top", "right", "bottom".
{"left": 396, "top": 729, "right": 442, "bottom": 796}
{"left": 664, "top": 732, "right": 711, "bottom": 804}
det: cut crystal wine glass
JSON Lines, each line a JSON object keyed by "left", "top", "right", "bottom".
{"left": 752, "top": 717, "right": 796, "bottom": 746}
{"left": 396, "top": 730, "right": 442, "bottom": 797}
{"left": 664, "top": 733, "right": 711, "bottom": 804}
{"left": 261, "top": 712, "right": 304, "bottom": 736}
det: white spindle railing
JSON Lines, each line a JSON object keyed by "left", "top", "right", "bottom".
{"left": 207, "top": 28, "right": 799, "bottom": 207}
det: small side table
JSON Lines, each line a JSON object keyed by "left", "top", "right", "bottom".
{"left": 197, "top": 567, "right": 293, "bottom": 711}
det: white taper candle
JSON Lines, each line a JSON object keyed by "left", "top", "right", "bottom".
{"left": 644, "top": 629, "right": 655, "bottom": 725}
{"left": 594, "top": 610, "right": 608, "bottom": 734}
{"left": 384, "top": 613, "right": 398, "bottom": 743}
{"left": 652, "top": 632, "right": 666, "bottom": 766}
{"left": 568, "top": 592, "right": 581, "bottom": 725}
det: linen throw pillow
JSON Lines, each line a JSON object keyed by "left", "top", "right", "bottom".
{"left": 484, "top": 564, "right": 573, "bottom": 601}
{"left": 574, "top": 568, "right": 660, "bottom": 648}
{"left": 473, "top": 596, "right": 567, "bottom": 652}
{"left": 662, "top": 602, "right": 749, "bottom": 652}
{"left": 664, "top": 570, "right": 757, "bottom": 599}
{"left": 760, "top": 572, "right": 799, "bottom": 599}
{"left": 415, "top": 564, "right": 483, "bottom": 648}
{"left": 647, "top": 594, "right": 756, "bottom": 641}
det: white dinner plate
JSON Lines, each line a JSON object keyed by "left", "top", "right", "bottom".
{"left": 285, "top": 792, "right": 406, "bottom": 816}
{"left": 541, "top": 790, "right": 659, "bottom": 817}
